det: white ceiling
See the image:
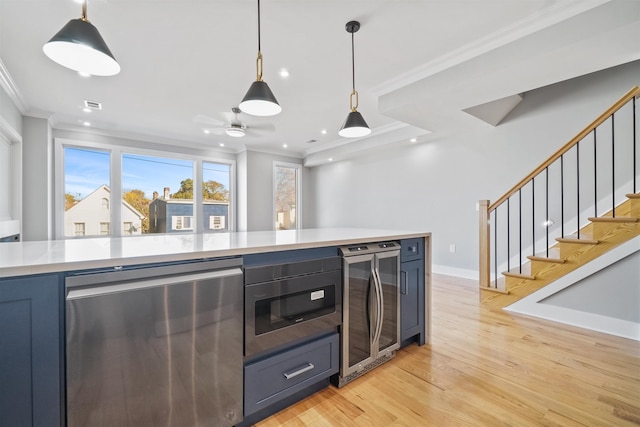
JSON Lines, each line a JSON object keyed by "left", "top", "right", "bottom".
{"left": 0, "top": 0, "right": 639, "bottom": 165}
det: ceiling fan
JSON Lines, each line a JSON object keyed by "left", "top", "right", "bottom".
{"left": 194, "top": 107, "right": 275, "bottom": 138}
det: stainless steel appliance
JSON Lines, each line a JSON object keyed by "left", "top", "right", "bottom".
{"left": 337, "top": 241, "right": 400, "bottom": 387}
{"left": 65, "top": 258, "right": 244, "bottom": 427}
{"left": 244, "top": 256, "right": 342, "bottom": 357}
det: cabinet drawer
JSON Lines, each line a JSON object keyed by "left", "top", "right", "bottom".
{"left": 244, "top": 333, "right": 339, "bottom": 416}
{"left": 401, "top": 238, "right": 424, "bottom": 262}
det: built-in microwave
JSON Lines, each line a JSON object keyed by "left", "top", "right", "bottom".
{"left": 244, "top": 257, "right": 342, "bottom": 357}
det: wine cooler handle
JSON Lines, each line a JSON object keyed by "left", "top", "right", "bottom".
{"left": 373, "top": 268, "right": 384, "bottom": 345}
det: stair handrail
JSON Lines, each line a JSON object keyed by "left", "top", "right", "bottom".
{"left": 480, "top": 85, "right": 640, "bottom": 289}
{"left": 489, "top": 86, "right": 640, "bottom": 212}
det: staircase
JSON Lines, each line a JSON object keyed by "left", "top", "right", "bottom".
{"left": 481, "top": 193, "right": 640, "bottom": 308}
{"left": 478, "top": 86, "right": 640, "bottom": 308}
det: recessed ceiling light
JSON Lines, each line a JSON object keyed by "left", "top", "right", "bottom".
{"left": 328, "top": 158, "right": 333, "bottom": 162}
{"left": 82, "top": 107, "right": 91, "bottom": 113}
{"left": 283, "top": 144, "right": 288, "bottom": 148}
{"left": 219, "top": 143, "right": 225, "bottom": 147}
{"left": 410, "top": 138, "right": 417, "bottom": 143}
{"left": 82, "top": 121, "right": 91, "bottom": 127}
{"left": 321, "top": 129, "right": 327, "bottom": 135}
{"left": 279, "top": 68, "right": 290, "bottom": 78}
{"left": 203, "top": 129, "right": 210, "bottom": 134}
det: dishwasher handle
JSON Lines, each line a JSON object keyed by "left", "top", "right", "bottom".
{"left": 66, "top": 268, "right": 243, "bottom": 300}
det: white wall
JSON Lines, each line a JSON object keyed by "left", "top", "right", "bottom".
{"left": 306, "top": 60, "right": 640, "bottom": 277}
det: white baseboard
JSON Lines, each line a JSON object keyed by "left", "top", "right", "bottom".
{"left": 432, "top": 264, "right": 478, "bottom": 281}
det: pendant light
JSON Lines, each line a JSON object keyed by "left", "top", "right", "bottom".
{"left": 339, "top": 21, "right": 371, "bottom": 138}
{"left": 43, "top": 0, "right": 120, "bottom": 76}
{"left": 239, "top": 0, "right": 281, "bottom": 117}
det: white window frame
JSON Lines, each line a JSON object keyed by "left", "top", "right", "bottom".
{"left": 54, "top": 137, "right": 236, "bottom": 238}
{"left": 273, "top": 161, "right": 302, "bottom": 231}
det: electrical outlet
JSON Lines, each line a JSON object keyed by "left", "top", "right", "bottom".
{"left": 449, "top": 244, "right": 456, "bottom": 253}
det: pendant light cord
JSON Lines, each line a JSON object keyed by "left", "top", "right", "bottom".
{"left": 255, "top": 0, "right": 263, "bottom": 81}
{"left": 81, "top": 0, "right": 88, "bottom": 22}
{"left": 257, "top": 0, "right": 261, "bottom": 52}
{"left": 351, "top": 31, "right": 355, "bottom": 92}
{"left": 349, "top": 29, "right": 359, "bottom": 111}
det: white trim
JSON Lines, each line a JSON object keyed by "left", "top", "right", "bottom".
{"left": 432, "top": 264, "right": 478, "bottom": 281}
{"left": 505, "top": 236, "right": 640, "bottom": 341}
{"left": 0, "top": 57, "right": 27, "bottom": 113}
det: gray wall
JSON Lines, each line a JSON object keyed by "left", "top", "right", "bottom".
{"left": 540, "top": 249, "right": 640, "bottom": 322}
{"left": 305, "top": 60, "right": 640, "bottom": 276}
{"left": 22, "top": 116, "right": 52, "bottom": 241}
{"left": 238, "top": 150, "right": 304, "bottom": 232}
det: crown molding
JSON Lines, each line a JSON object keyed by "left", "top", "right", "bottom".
{"left": 0, "top": 57, "right": 28, "bottom": 114}
{"left": 371, "top": 0, "right": 612, "bottom": 97}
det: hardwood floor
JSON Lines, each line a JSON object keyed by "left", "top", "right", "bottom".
{"left": 255, "top": 274, "right": 640, "bottom": 426}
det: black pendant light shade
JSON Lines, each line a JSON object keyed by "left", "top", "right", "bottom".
{"left": 240, "top": 80, "right": 281, "bottom": 117}
{"left": 339, "top": 20, "right": 371, "bottom": 138}
{"left": 239, "top": 0, "right": 281, "bottom": 116}
{"left": 339, "top": 111, "right": 370, "bottom": 138}
{"left": 43, "top": 1, "right": 120, "bottom": 76}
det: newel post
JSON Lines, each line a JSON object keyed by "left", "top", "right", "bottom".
{"left": 479, "top": 200, "right": 490, "bottom": 288}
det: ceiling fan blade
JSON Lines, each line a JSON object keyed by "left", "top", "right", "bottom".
{"left": 207, "top": 128, "right": 227, "bottom": 135}
{"left": 248, "top": 122, "right": 276, "bottom": 133}
{"left": 193, "top": 114, "right": 225, "bottom": 127}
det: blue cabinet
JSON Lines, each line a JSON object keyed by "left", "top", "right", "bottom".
{"left": 0, "top": 274, "right": 63, "bottom": 427}
{"left": 400, "top": 239, "right": 426, "bottom": 346}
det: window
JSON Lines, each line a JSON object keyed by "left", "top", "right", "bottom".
{"left": 123, "top": 222, "right": 133, "bottom": 235}
{"left": 74, "top": 223, "right": 85, "bottom": 236}
{"left": 209, "top": 216, "right": 226, "bottom": 230}
{"left": 57, "top": 138, "right": 235, "bottom": 238}
{"left": 63, "top": 147, "right": 110, "bottom": 238}
{"left": 274, "top": 162, "right": 301, "bottom": 230}
{"left": 100, "top": 222, "right": 110, "bottom": 235}
{"left": 123, "top": 153, "right": 194, "bottom": 235}
{"left": 172, "top": 216, "right": 193, "bottom": 230}
{"left": 203, "top": 161, "right": 231, "bottom": 232}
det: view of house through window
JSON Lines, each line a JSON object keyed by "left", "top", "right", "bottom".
{"left": 123, "top": 153, "right": 194, "bottom": 234}
{"left": 63, "top": 147, "right": 111, "bottom": 238}
{"left": 203, "top": 161, "right": 231, "bottom": 232}
{"left": 274, "top": 163, "right": 300, "bottom": 230}
{"left": 63, "top": 146, "right": 232, "bottom": 237}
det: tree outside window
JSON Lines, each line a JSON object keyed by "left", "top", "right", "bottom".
{"left": 274, "top": 163, "right": 300, "bottom": 230}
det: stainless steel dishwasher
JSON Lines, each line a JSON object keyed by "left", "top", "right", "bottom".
{"left": 65, "top": 258, "right": 244, "bottom": 427}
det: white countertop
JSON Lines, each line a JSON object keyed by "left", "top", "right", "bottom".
{"left": 0, "top": 228, "right": 429, "bottom": 277}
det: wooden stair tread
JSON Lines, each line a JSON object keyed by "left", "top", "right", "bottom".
{"left": 556, "top": 237, "right": 599, "bottom": 245}
{"left": 588, "top": 216, "right": 639, "bottom": 223}
{"left": 527, "top": 255, "right": 565, "bottom": 264}
{"left": 625, "top": 193, "right": 640, "bottom": 199}
{"left": 502, "top": 271, "right": 535, "bottom": 280}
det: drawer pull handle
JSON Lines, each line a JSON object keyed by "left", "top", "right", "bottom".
{"left": 283, "top": 363, "right": 315, "bottom": 379}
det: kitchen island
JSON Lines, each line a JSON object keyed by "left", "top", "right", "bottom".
{"left": 0, "top": 228, "right": 430, "bottom": 427}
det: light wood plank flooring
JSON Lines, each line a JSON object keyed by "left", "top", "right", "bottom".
{"left": 256, "top": 274, "right": 640, "bottom": 426}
